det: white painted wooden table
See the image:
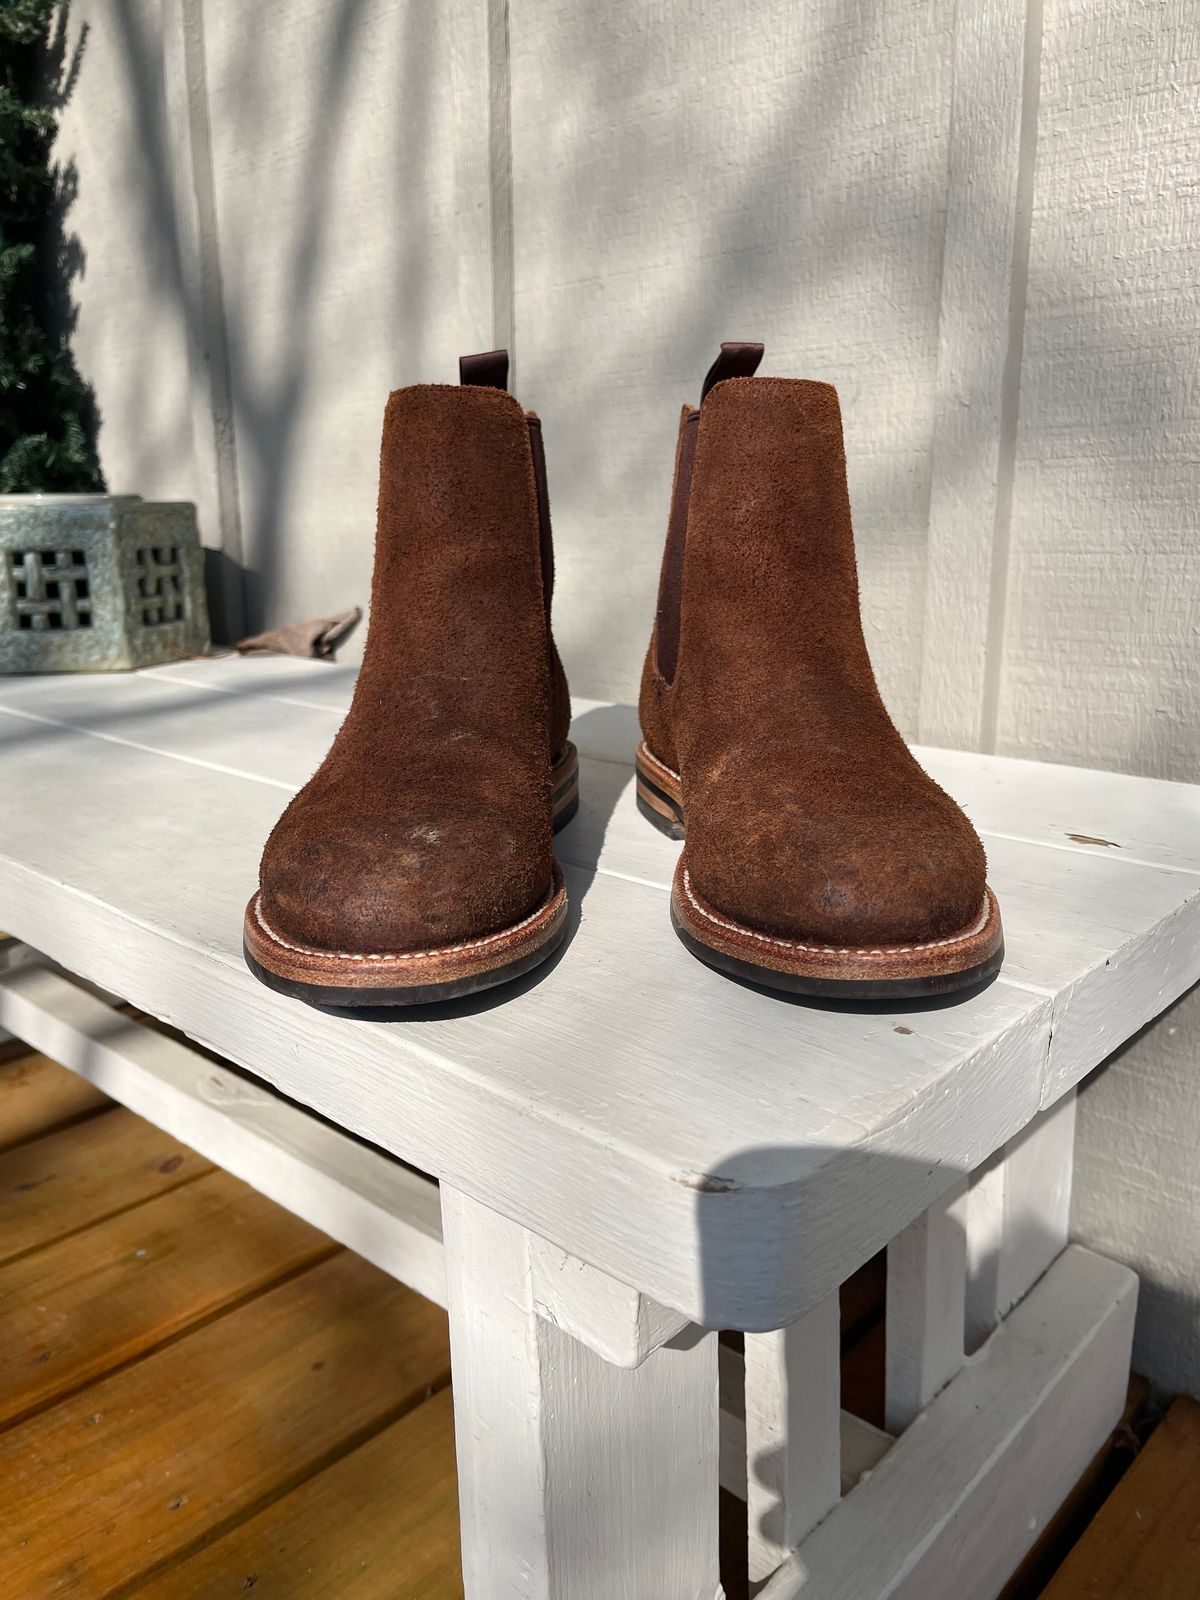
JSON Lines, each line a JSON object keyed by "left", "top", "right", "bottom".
{"left": 1, "top": 657, "right": 1197, "bottom": 1599}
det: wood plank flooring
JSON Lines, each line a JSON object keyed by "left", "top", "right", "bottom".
{"left": 3, "top": 1048, "right": 1193, "bottom": 1599}
{"left": 1041, "top": 1396, "right": 1200, "bottom": 1599}
{"left": 0, "top": 1046, "right": 109, "bottom": 1153}
{"left": 0, "top": 1052, "right": 459, "bottom": 1599}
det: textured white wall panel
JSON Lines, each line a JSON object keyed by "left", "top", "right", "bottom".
{"left": 999, "top": 0, "right": 1200, "bottom": 1394}
{"left": 1000, "top": 0, "right": 1200, "bottom": 777}
{"left": 200, "top": 0, "right": 495, "bottom": 649}
{"left": 509, "top": 0, "right": 957, "bottom": 717}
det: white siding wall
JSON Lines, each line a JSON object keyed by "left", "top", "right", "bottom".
{"left": 53, "top": 0, "right": 1200, "bottom": 1388}
{"left": 1000, "top": 0, "right": 1200, "bottom": 1397}
{"left": 509, "top": 0, "right": 956, "bottom": 717}
{"left": 198, "top": 0, "right": 495, "bottom": 643}
{"left": 1002, "top": 0, "right": 1200, "bottom": 778}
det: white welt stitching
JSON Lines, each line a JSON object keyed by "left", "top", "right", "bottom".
{"left": 638, "top": 742, "right": 681, "bottom": 784}
{"left": 253, "top": 878, "right": 561, "bottom": 964}
{"left": 681, "top": 869, "right": 993, "bottom": 957}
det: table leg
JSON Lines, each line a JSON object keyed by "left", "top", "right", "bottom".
{"left": 744, "top": 1294, "right": 842, "bottom": 1584}
{"left": 886, "top": 1178, "right": 969, "bottom": 1431}
{"left": 965, "top": 1089, "right": 1077, "bottom": 1351}
{"left": 441, "top": 1185, "right": 724, "bottom": 1600}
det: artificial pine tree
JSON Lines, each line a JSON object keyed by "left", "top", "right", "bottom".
{"left": 0, "top": 0, "right": 103, "bottom": 492}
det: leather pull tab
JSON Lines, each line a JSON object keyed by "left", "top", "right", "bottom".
{"left": 459, "top": 349, "right": 509, "bottom": 391}
{"left": 700, "top": 341, "right": 764, "bottom": 403}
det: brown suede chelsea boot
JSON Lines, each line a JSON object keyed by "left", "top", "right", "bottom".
{"left": 637, "top": 343, "right": 1004, "bottom": 999}
{"left": 244, "top": 350, "right": 577, "bottom": 1006}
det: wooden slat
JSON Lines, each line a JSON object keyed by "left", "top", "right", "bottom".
{"left": 759, "top": 1247, "right": 1137, "bottom": 1600}
{"left": 0, "top": 1049, "right": 109, "bottom": 1154}
{"left": 718, "top": 1340, "right": 893, "bottom": 1506}
{"left": 1041, "top": 1397, "right": 1200, "bottom": 1600}
{"left": 442, "top": 1184, "right": 721, "bottom": 1600}
{"left": 146, "top": 655, "right": 360, "bottom": 713}
{"left": 886, "top": 1180, "right": 967, "bottom": 1431}
{"left": 0, "top": 1167, "right": 333, "bottom": 1429}
{"left": 966, "top": 1091, "right": 1077, "bottom": 1353}
{"left": 131, "top": 1386, "right": 461, "bottom": 1599}
{"left": 0, "top": 965, "right": 447, "bottom": 1308}
{"left": 745, "top": 1296, "right": 842, "bottom": 1583}
{"left": 0, "top": 1252, "right": 451, "bottom": 1598}
{"left": 139, "top": 667, "right": 1200, "bottom": 877}
{"left": 0, "top": 1106, "right": 211, "bottom": 1266}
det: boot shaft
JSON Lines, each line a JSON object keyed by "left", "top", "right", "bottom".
{"left": 681, "top": 376, "right": 880, "bottom": 709}
{"left": 643, "top": 358, "right": 889, "bottom": 762}
{"left": 359, "top": 365, "right": 569, "bottom": 756}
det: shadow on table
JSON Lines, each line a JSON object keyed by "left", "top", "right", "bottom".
{"left": 688, "top": 1136, "right": 1078, "bottom": 1597}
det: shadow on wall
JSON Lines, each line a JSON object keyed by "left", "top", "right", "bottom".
{"left": 519, "top": 0, "right": 958, "bottom": 705}
{"left": 91, "top": 2, "right": 958, "bottom": 688}
{"left": 104, "top": 0, "right": 444, "bottom": 648}
{"left": 1073, "top": 990, "right": 1200, "bottom": 1398}
{"left": 84, "top": 1, "right": 1196, "bottom": 740}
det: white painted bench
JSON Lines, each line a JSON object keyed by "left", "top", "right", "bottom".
{"left": 1, "top": 655, "right": 1197, "bottom": 1599}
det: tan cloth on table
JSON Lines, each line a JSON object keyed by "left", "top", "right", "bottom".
{"left": 236, "top": 607, "right": 361, "bottom": 660}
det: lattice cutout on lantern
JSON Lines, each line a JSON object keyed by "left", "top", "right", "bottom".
{"left": 10, "top": 549, "right": 93, "bottom": 631}
{"left": 135, "top": 545, "right": 184, "bottom": 625}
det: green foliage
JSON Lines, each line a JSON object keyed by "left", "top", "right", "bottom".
{"left": 0, "top": 0, "right": 103, "bottom": 492}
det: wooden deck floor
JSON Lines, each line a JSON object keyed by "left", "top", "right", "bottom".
{"left": 1041, "top": 1395, "right": 1200, "bottom": 1599}
{"left": 2, "top": 1039, "right": 1192, "bottom": 1600}
{"left": 0, "top": 1044, "right": 462, "bottom": 1599}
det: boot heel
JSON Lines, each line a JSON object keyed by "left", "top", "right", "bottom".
{"left": 635, "top": 743, "right": 685, "bottom": 840}
{"left": 552, "top": 741, "right": 579, "bottom": 833}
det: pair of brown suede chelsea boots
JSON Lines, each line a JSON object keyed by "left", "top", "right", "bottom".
{"left": 243, "top": 344, "right": 1004, "bottom": 1008}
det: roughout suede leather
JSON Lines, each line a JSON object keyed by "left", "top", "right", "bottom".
{"left": 258, "top": 382, "right": 568, "bottom": 953}
{"left": 640, "top": 376, "right": 987, "bottom": 947}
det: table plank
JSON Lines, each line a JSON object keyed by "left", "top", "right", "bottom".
{"left": 7, "top": 664, "right": 1200, "bottom": 876}
{"left": 3, "top": 673, "right": 1196, "bottom": 1003}
{"left": 4, "top": 675, "right": 1191, "bottom": 1096}
{"left": 0, "top": 1106, "right": 211, "bottom": 1266}
{"left": 0, "top": 1251, "right": 450, "bottom": 1598}
{"left": 0, "top": 1168, "right": 334, "bottom": 1428}
{"left": 4, "top": 667, "right": 1192, "bottom": 1028}
{"left": 914, "top": 745, "right": 1200, "bottom": 877}
{"left": 146, "top": 653, "right": 360, "bottom": 712}
{"left": 130, "top": 1386, "right": 462, "bottom": 1600}
{"left": 571, "top": 697, "right": 1200, "bottom": 878}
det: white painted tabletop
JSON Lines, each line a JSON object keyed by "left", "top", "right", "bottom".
{"left": 1, "top": 656, "right": 1196, "bottom": 1327}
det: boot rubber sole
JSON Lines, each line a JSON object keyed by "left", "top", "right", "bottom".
{"left": 244, "top": 743, "right": 578, "bottom": 1008}
{"left": 635, "top": 741, "right": 1004, "bottom": 999}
